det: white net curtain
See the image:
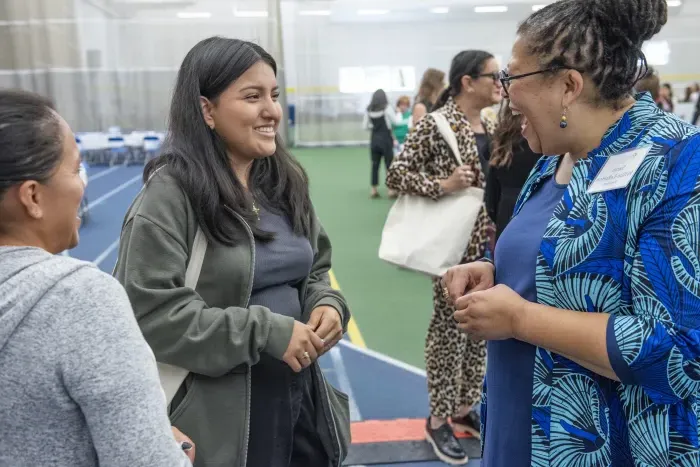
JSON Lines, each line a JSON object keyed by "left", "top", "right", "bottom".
{"left": 0, "top": 0, "right": 284, "bottom": 134}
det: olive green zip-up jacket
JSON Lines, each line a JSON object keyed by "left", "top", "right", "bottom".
{"left": 113, "top": 169, "right": 351, "bottom": 467}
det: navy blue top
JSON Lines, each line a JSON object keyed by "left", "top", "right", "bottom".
{"left": 482, "top": 175, "right": 566, "bottom": 467}
{"left": 248, "top": 205, "right": 313, "bottom": 320}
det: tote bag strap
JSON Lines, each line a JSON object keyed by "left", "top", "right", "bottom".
{"left": 431, "top": 112, "right": 463, "bottom": 166}
{"left": 185, "top": 226, "right": 207, "bottom": 289}
{"left": 158, "top": 225, "right": 207, "bottom": 406}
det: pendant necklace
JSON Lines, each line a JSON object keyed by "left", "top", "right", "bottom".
{"left": 251, "top": 198, "right": 260, "bottom": 221}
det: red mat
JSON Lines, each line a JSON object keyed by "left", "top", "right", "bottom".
{"left": 351, "top": 418, "right": 473, "bottom": 444}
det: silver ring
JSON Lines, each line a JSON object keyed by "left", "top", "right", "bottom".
{"left": 302, "top": 351, "right": 310, "bottom": 360}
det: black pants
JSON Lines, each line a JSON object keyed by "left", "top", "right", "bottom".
{"left": 247, "top": 354, "right": 328, "bottom": 467}
{"left": 370, "top": 141, "right": 394, "bottom": 187}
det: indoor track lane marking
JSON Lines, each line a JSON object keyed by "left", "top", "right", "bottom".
{"left": 328, "top": 270, "right": 367, "bottom": 348}
{"left": 86, "top": 174, "right": 142, "bottom": 212}
{"left": 93, "top": 238, "right": 120, "bottom": 268}
{"left": 329, "top": 347, "right": 363, "bottom": 422}
{"left": 88, "top": 165, "right": 123, "bottom": 182}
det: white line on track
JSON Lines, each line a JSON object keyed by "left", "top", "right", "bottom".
{"left": 86, "top": 174, "right": 142, "bottom": 212}
{"left": 337, "top": 339, "right": 427, "bottom": 377}
{"left": 93, "top": 238, "right": 121, "bottom": 267}
{"left": 329, "top": 347, "right": 363, "bottom": 422}
{"left": 88, "top": 166, "right": 122, "bottom": 182}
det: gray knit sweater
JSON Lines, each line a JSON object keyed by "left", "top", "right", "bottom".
{"left": 0, "top": 247, "right": 191, "bottom": 467}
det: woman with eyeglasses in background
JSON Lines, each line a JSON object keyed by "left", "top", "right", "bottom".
{"left": 444, "top": 0, "right": 700, "bottom": 465}
{"left": 387, "top": 50, "right": 501, "bottom": 466}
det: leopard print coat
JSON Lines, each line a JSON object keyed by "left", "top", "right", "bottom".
{"left": 386, "top": 96, "right": 497, "bottom": 418}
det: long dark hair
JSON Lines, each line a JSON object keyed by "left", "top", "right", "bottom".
{"left": 367, "top": 89, "right": 388, "bottom": 112}
{"left": 490, "top": 101, "right": 522, "bottom": 168}
{"left": 434, "top": 50, "right": 494, "bottom": 111}
{"left": 0, "top": 89, "right": 62, "bottom": 201}
{"left": 145, "top": 37, "right": 311, "bottom": 246}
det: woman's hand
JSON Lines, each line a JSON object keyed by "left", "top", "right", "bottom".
{"left": 453, "top": 284, "right": 528, "bottom": 341}
{"left": 307, "top": 306, "right": 343, "bottom": 355}
{"left": 440, "top": 166, "right": 475, "bottom": 193}
{"left": 441, "top": 261, "right": 495, "bottom": 303}
{"left": 282, "top": 321, "right": 325, "bottom": 372}
{"left": 171, "top": 426, "right": 195, "bottom": 464}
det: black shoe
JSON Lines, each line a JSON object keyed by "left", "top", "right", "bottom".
{"left": 452, "top": 410, "right": 481, "bottom": 439}
{"left": 425, "top": 418, "right": 469, "bottom": 465}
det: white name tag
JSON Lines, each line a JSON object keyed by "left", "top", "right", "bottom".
{"left": 587, "top": 146, "right": 651, "bottom": 194}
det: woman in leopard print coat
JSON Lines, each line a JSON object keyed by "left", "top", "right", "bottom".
{"left": 386, "top": 50, "right": 502, "bottom": 465}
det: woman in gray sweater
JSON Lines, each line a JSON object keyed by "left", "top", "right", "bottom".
{"left": 0, "top": 89, "right": 193, "bottom": 467}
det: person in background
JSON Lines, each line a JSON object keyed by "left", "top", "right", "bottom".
{"left": 659, "top": 82, "right": 674, "bottom": 112}
{"left": 0, "top": 89, "right": 193, "bottom": 467}
{"left": 387, "top": 50, "right": 502, "bottom": 465}
{"left": 364, "top": 89, "right": 398, "bottom": 198}
{"left": 690, "top": 82, "right": 700, "bottom": 102}
{"left": 114, "top": 37, "right": 350, "bottom": 467}
{"left": 392, "top": 95, "right": 412, "bottom": 154}
{"left": 634, "top": 66, "right": 660, "bottom": 101}
{"left": 682, "top": 86, "right": 693, "bottom": 103}
{"left": 445, "top": 0, "right": 700, "bottom": 465}
{"left": 485, "top": 102, "right": 541, "bottom": 243}
{"left": 413, "top": 68, "right": 446, "bottom": 125}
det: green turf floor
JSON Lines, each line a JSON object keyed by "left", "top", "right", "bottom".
{"left": 294, "top": 146, "right": 434, "bottom": 369}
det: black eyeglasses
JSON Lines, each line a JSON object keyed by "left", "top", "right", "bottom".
{"left": 498, "top": 67, "right": 580, "bottom": 97}
{"left": 474, "top": 72, "right": 500, "bottom": 83}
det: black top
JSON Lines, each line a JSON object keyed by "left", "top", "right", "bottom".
{"left": 474, "top": 132, "right": 491, "bottom": 179}
{"left": 249, "top": 205, "right": 313, "bottom": 320}
{"left": 415, "top": 98, "right": 433, "bottom": 114}
{"left": 485, "top": 137, "right": 542, "bottom": 241}
{"left": 369, "top": 112, "right": 393, "bottom": 147}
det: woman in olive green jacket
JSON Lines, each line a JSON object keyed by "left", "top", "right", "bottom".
{"left": 113, "top": 37, "right": 350, "bottom": 467}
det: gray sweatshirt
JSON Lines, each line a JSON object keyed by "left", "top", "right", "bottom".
{"left": 0, "top": 247, "right": 191, "bottom": 467}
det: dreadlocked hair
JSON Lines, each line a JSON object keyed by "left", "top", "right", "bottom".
{"left": 518, "top": 0, "right": 667, "bottom": 107}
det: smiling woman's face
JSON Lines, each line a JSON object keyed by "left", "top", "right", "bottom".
{"left": 505, "top": 37, "right": 570, "bottom": 156}
{"left": 202, "top": 60, "right": 282, "bottom": 161}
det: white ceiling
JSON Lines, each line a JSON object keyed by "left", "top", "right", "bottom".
{"left": 96, "top": 0, "right": 695, "bottom": 22}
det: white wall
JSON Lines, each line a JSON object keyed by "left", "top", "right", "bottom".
{"left": 283, "top": 7, "right": 700, "bottom": 93}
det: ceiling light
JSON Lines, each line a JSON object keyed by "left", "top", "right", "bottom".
{"left": 474, "top": 5, "right": 508, "bottom": 13}
{"left": 430, "top": 7, "right": 449, "bottom": 14}
{"left": 234, "top": 9, "right": 268, "bottom": 17}
{"left": 299, "top": 9, "right": 331, "bottom": 16}
{"left": 176, "top": 11, "right": 211, "bottom": 19}
{"left": 532, "top": 4, "right": 548, "bottom": 11}
{"left": 666, "top": 0, "right": 681, "bottom": 6}
{"left": 357, "top": 9, "right": 389, "bottom": 15}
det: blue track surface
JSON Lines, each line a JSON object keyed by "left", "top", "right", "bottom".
{"left": 70, "top": 165, "right": 480, "bottom": 467}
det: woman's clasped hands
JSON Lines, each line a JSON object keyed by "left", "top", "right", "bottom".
{"left": 442, "top": 262, "right": 529, "bottom": 341}
{"left": 282, "top": 306, "right": 343, "bottom": 372}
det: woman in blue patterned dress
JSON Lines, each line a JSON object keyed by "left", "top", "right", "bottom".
{"left": 444, "top": 0, "right": 700, "bottom": 465}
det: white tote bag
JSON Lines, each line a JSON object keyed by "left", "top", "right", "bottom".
{"left": 378, "top": 112, "right": 484, "bottom": 277}
{"left": 158, "top": 226, "right": 208, "bottom": 406}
